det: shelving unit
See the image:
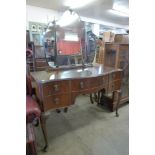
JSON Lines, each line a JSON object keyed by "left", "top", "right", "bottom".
{"left": 104, "top": 43, "right": 129, "bottom": 104}
{"left": 26, "top": 42, "right": 49, "bottom": 72}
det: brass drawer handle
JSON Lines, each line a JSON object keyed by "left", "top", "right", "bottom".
{"left": 53, "top": 84, "right": 59, "bottom": 91}
{"left": 80, "top": 82, "right": 84, "bottom": 89}
{"left": 54, "top": 98, "right": 59, "bottom": 104}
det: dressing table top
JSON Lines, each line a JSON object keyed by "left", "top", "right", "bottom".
{"left": 30, "top": 64, "right": 122, "bottom": 83}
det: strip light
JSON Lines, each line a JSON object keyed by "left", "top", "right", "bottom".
{"left": 108, "top": 9, "right": 129, "bottom": 17}
{"left": 64, "top": 0, "right": 96, "bottom": 9}
{"left": 109, "top": 1, "right": 129, "bottom": 17}
{"left": 113, "top": 3, "right": 129, "bottom": 15}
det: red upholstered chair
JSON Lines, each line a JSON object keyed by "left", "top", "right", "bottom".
{"left": 26, "top": 74, "right": 41, "bottom": 123}
{"left": 26, "top": 95, "right": 41, "bottom": 124}
{"left": 26, "top": 75, "right": 41, "bottom": 155}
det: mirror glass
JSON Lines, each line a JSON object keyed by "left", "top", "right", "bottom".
{"left": 43, "top": 10, "right": 98, "bottom": 68}
{"left": 83, "top": 22, "right": 98, "bottom": 64}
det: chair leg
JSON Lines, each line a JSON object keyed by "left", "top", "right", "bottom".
{"left": 115, "top": 90, "right": 122, "bottom": 117}
{"left": 99, "top": 89, "right": 106, "bottom": 106}
{"left": 64, "top": 107, "right": 68, "bottom": 113}
{"left": 40, "top": 115, "right": 48, "bottom": 152}
{"left": 94, "top": 93, "right": 98, "bottom": 102}
{"left": 97, "top": 91, "right": 101, "bottom": 105}
{"left": 56, "top": 109, "right": 61, "bottom": 113}
{"left": 26, "top": 123, "right": 38, "bottom": 155}
{"left": 90, "top": 94, "right": 94, "bottom": 104}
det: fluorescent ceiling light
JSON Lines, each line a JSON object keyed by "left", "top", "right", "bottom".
{"left": 113, "top": 3, "right": 129, "bottom": 15}
{"left": 64, "top": 32, "right": 79, "bottom": 41}
{"left": 64, "top": 0, "right": 96, "bottom": 9}
{"left": 111, "top": 29, "right": 127, "bottom": 34}
{"left": 57, "top": 10, "right": 79, "bottom": 27}
{"left": 81, "top": 16, "right": 127, "bottom": 29}
{"left": 110, "top": 1, "right": 129, "bottom": 17}
{"left": 108, "top": 9, "right": 129, "bottom": 17}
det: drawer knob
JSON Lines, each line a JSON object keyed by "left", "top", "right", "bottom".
{"left": 54, "top": 98, "right": 59, "bottom": 104}
{"left": 80, "top": 82, "right": 84, "bottom": 89}
{"left": 53, "top": 84, "right": 59, "bottom": 91}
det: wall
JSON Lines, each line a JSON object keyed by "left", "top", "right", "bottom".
{"left": 26, "top": 5, "right": 127, "bottom": 30}
{"left": 81, "top": 16, "right": 127, "bottom": 29}
{"left": 26, "top": 5, "right": 61, "bottom": 29}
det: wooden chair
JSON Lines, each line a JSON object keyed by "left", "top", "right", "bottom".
{"left": 90, "top": 39, "right": 105, "bottom": 104}
{"left": 26, "top": 75, "right": 41, "bottom": 155}
{"left": 26, "top": 75, "right": 49, "bottom": 153}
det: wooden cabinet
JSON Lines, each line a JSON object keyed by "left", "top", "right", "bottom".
{"left": 30, "top": 65, "right": 123, "bottom": 149}
{"left": 31, "top": 68, "right": 122, "bottom": 112}
{"left": 104, "top": 43, "right": 129, "bottom": 104}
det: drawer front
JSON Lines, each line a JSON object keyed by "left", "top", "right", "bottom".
{"left": 43, "top": 81, "right": 70, "bottom": 96}
{"left": 89, "top": 77, "right": 100, "bottom": 88}
{"left": 35, "top": 61, "right": 47, "bottom": 67}
{"left": 109, "top": 71, "right": 122, "bottom": 81}
{"left": 43, "top": 94, "right": 70, "bottom": 111}
{"left": 105, "top": 44, "right": 118, "bottom": 50}
{"left": 119, "top": 45, "right": 129, "bottom": 52}
{"left": 119, "top": 50, "right": 129, "bottom": 59}
{"left": 108, "top": 80, "right": 121, "bottom": 93}
{"left": 71, "top": 79, "right": 90, "bottom": 91}
{"left": 98, "top": 75, "right": 109, "bottom": 86}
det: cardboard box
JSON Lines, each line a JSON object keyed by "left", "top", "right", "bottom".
{"left": 103, "top": 32, "right": 115, "bottom": 42}
{"left": 114, "top": 34, "right": 129, "bottom": 44}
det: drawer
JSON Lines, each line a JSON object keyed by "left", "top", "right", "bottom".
{"left": 89, "top": 77, "right": 100, "bottom": 88}
{"left": 35, "top": 61, "right": 47, "bottom": 67}
{"left": 43, "top": 81, "right": 70, "bottom": 96}
{"left": 43, "top": 94, "right": 70, "bottom": 111}
{"left": 119, "top": 45, "right": 129, "bottom": 52}
{"left": 71, "top": 79, "right": 90, "bottom": 91}
{"left": 109, "top": 71, "right": 122, "bottom": 81}
{"left": 108, "top": 80, "right": 121, "bottom": 93}
{"left": 98, "top": 75, "right": 109, "bottom": 86}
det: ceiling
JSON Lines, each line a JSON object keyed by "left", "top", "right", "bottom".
{"left": 27, "top": 0, "right": 129, "bottom": 28}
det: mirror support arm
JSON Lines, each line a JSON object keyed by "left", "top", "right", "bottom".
{"left": 53, "top": 20, "right": 58, "bottom": 67}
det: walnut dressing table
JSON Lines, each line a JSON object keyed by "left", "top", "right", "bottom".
{"left": 30, "top": 64, "right": 123, "bottom": 151}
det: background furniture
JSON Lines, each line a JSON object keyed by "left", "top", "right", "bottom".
{"left": 30, "top": 64, "right": 123, "bottom": 151}
{"left": 26, "top": 75, "right": 47, "bottom": 154}
{"left": 104, "top": 43, "right": 129, "bottom": 105}
{"left": 26, "top": 42, "right": 36, "bottom": 72}
{"left": 26, "top": 75, "right": 41, "bottom": 155}
{"left": 26, "top": 96, "right": 41, "bottom": 155}
{"left": 26, "top": 42, "right": 49, "bottom": 71}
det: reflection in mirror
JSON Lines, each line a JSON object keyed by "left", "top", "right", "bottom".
{"left": 43, "top": 10, "right": 83, "bottom": 67}
{"left": 43, "top": 9, "right": 98, "bottom": 68}
{"left": 82, "top": 23, "right": 98, "bottom": 64}
{"left": 56, "top": 25, "right": 83, "bottom": 66}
